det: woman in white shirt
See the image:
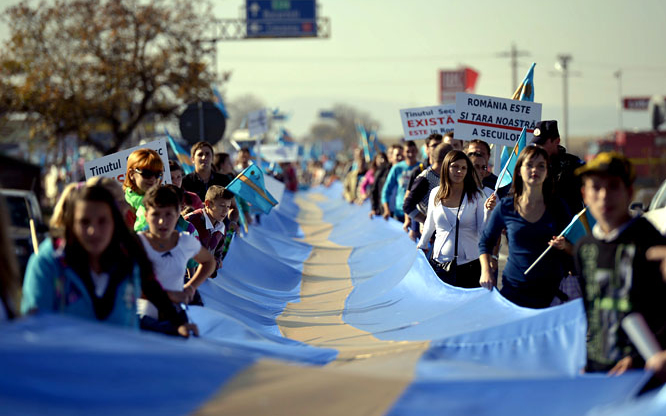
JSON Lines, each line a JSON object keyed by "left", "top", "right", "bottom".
{"left": 417, "top": 150, "right": 490, "bottom": 288}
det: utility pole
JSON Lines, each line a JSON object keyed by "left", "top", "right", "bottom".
{"left": 498, "top": 43, "right": 530, "bottom": 92}
{"left": 494, "top": 43, "right": 529, "bottom": 175}
{"left": 555, "top": 54, "right": 572, "bottom": 148}
{"left": 614, "top": 70, "right": 623, "bottom": 131}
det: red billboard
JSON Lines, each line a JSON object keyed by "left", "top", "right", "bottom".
{"left": 622, "top": 97, "right": 651, "bottom": 111}
{"left": 439, "top": 67, "right": 479, "bottom": 104}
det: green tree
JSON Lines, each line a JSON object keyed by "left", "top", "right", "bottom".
{"left": 0, "top": 0, "right": 226, "bottom": 154}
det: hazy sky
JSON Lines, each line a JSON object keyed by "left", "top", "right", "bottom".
{"left": 213, "top": 0, "right": 666, "bottom": 143}
{"left": 2, "top": 0, "right": 665, "bottom": 144}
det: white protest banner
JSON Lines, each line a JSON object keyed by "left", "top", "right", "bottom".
{"left": 248, "top": 108, "right": 268, "bottom": 138}
{"left": 399, "top": 104, "right": 455, "bottom": 140}
{"left": 84, "top": 138, "right": 172, "bottom": 185}
{"left": 455, "top": 93, "right": 542, "bottom": 146}
{"left": 259, "top": 144, "right": 299, "bottom": 163}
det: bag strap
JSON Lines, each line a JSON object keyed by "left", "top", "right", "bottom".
{"left": 429, "top": 192, "right": 465, "bottom": 262}
{"left": 453, "top": 192, "right": 465, "bottom": 260}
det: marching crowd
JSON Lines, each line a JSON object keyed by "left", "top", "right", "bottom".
{"left": 342, "top": 120, "right": 666, "bottom": 384}
{"left": 1, "top": 120, "right": 666, "bottom": 385}
{"left": 1, "top": 141, "right": 249, "bottom": 337}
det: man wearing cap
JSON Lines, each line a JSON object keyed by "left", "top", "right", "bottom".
{"left": 573, "top": 152, "right": 666, "bottom": 377}
{"left": 531, "top": 120, "right": 584, "bottom": 213}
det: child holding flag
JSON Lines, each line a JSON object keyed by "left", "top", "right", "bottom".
{"left": 185, "top": 185, "right": 235, "bottom": 281}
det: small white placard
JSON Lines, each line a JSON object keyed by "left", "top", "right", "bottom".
{"left": 399, "top": 104, "right": 456, "bottom": 140}
{"left": 83, "top": 139, "right": 171, "bottom": 185}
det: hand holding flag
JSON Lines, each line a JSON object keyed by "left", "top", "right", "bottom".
{"left": 524, "top": 207, "right": 592, "bottom": 275}
{"left": 562, "top": 208, "right": 596, "bottom": 244}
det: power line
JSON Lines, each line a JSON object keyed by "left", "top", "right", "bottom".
{"left": 220, "top": 53, "right": 497, "bottom": 63}
{"left": 575, "top": 61, "right": 666, "bottom": 72}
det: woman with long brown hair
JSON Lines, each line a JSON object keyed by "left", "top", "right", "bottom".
{"left": 417, "top": 150, "right": 489, "bottom": 288}
{"left": 479, "top": 145, "right": 572, "bottom": 308}
{"left": 22, "top": 185, "right": 197, "bottom": 337}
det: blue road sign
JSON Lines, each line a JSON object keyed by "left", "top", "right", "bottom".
{"left": 246, "top": 0, "right": 317, "bottom": 38}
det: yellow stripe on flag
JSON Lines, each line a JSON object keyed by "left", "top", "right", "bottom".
{"left": 238, "top": 174, "right": 277, "bottom": 207}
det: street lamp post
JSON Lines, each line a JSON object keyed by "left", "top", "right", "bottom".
{"left": 555, "top": 54, "right": 572, "bottom": 148}
{"left": 614, "top": 70, "right": 623, "bottom": 131}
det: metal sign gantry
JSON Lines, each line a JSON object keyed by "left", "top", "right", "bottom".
{"left": 211, "top": 17, "right": 330, "bottom": 41}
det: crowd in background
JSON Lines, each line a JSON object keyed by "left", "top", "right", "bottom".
{"left": 340, "top": 120, "right": 666, "bottom": 385}
{"left": 2, "top": 120, "right": 666, "bottom": 386}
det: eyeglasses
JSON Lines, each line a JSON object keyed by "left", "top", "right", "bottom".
{"left": 134, "top": 168, "right": 163, "bottom": 180}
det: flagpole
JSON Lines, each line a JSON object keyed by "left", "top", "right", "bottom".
{"left": 493, "top": 145, "right": 503, "bottom": 176}
{"left": 494, "top": 150, "right": 513, "bottom": 192}
{"left": 524, "top": 207, "right": 588, "bottom": 275}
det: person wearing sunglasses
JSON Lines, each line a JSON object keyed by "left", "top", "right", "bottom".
{"left": 123, "top": 148, "right": 164, "bottom": 232}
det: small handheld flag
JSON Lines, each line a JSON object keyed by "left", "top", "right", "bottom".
{"left": 562, "top": 208, "right": 596, "bottom": 245}
{"left": 524, "top": 207, "right": 592, "bottom": 275}
{"left": 357, "top": 124, "right": 374, "bottom": 162}
{"left": 212, "top": 86, "right": 229, "bottom": 119}
{"left": 511, "top": 62, "right": 536, "bottom": 102}
{"left": 226, "top": 165, "right": 278, "bottom": 214}
{"left": 493, "top": 63, "right": 536, "bottom": 178}
{"left": 277, "top": 128, "right": 295, "bottom": 146}
{"left": 165, "top": 129, "right": 194, "bottom": 175}
{"left": 495, "top": 127, "right": 527, "bottom": 191}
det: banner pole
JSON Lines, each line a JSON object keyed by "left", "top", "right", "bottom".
{"left": 493, "top": 145, "right": 503, "bottom": 176}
